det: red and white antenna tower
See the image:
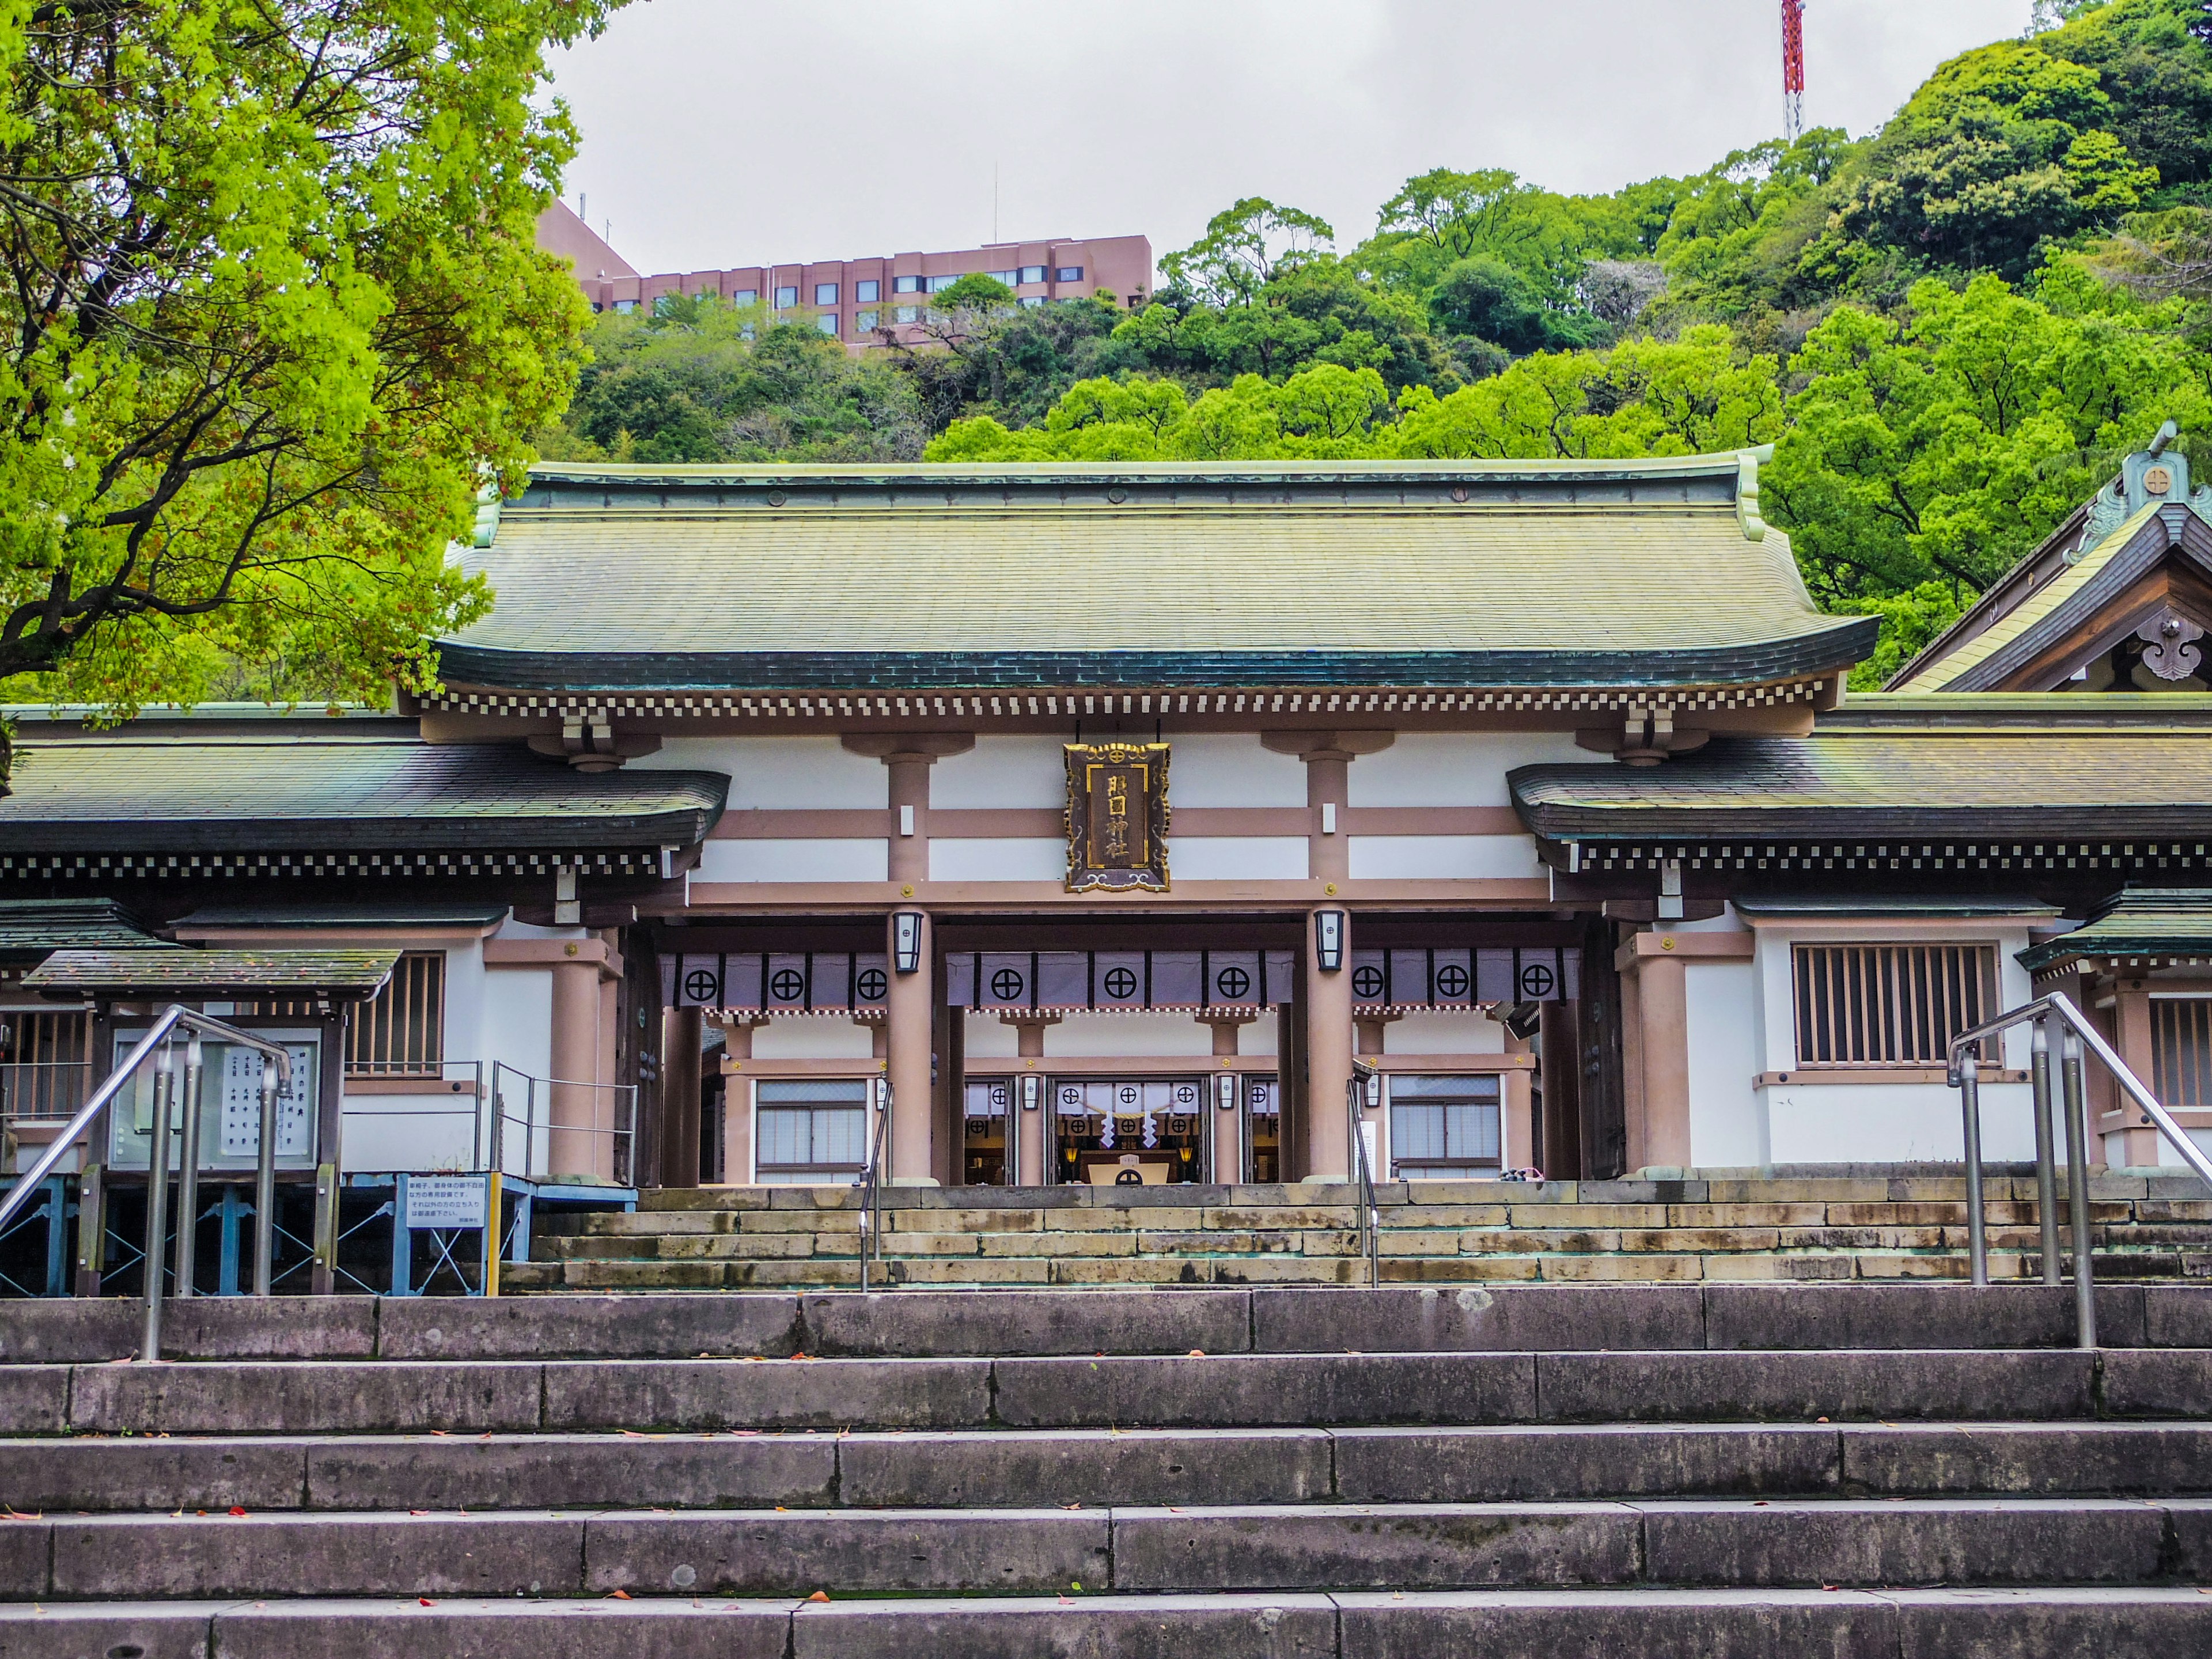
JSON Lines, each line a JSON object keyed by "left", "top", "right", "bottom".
{"left": 1781, "top": 0, "right": 1808, "bottom": 141}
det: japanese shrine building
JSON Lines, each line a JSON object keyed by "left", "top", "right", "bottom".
{"left": 7, "top": 437, "right": 2212, "bottom": 1202}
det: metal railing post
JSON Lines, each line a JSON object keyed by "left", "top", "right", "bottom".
{"left": 2030, "top": 1020, "right": 2062, "bottom": 1286}
{"left": 2060, "top": 1028, "right": 2096, "bottom": 1349}
{"left": 172, "top": 1035, "right": 204, "bottom": 1301}
{"left": 489, "top": 1064, "right": 507, "bottom": 1177}
{"left": 1957, "top": 1052, "right": 1988, "bottom": 1286}
{"left": 141, "top": 1042, "right": 175, "bottom": 1362}
{"left": 254, "top": 1054, "right": 278, "bottom": 1296}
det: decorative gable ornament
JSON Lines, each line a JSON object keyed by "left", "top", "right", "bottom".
{"left": 1064, "top": 742, "right": 1170, "bottom": 893}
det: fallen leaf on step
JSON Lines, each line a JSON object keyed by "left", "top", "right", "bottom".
{"left": 418, "top": 1599, "right": 437, "bottom": 1607}
{"left": 228, "top": 1508, "right": 248, "bottom": 1517}
{"left": 808, "top": 1591, "right": 831, "bottom": 1603}
{"left": 1058, "top": 1596, "right": 1073, "bottom": 1607}
{"left": 410, "top": 1510, "right": 429, "bottom": 1517}
{"left": 430, "top": 1430, "right": 450, "bottom": 1437}
{"left": 1188, "top": 1349, "right": 1205, "bottom": 1357}
{"left": 609, "top": 1589, "right": 631, "bottom": 1600}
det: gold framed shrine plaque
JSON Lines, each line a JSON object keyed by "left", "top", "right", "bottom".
{"left": 1064, "top": 742, "right": 1171, "bottom": 892}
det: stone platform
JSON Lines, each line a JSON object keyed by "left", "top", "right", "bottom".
{"left": 514, "top": 1169, "right": 2212, "bottom": 1291}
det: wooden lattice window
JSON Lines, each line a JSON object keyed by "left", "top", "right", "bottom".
{"left": 1, "top": 1008, "right": 92, "bottom": 1118}
{"left": 1793, "top": 943, "right": 1998, "bottom": 1069}
{"left": 2153, "top": 999, "right": 2212, "bottom": 1108}
{"left": 345, "top": 952, "right": 445, "bottom": 1077}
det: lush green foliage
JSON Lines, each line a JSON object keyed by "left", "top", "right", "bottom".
{"left": 548, "top": 0, "right": 2212, "bottom": 680}
{"left": 0, "top": 0, "right": 622, "bottom": 741}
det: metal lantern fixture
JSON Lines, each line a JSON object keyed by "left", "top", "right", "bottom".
{"left": 1315, "top": 909, "right": 1346, "bottom": 972}
{"left": 892, "top": 911, "right": 925, "bottom": 974}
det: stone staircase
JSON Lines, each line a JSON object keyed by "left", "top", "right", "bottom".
{"left": 513, "top": 1169, "right": 2212, "bottom": 1290}
{"left": 3, "top": 1284, "right": 2212, "bottom": 1654}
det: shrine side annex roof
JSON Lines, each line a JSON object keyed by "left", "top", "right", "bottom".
{"left": 437, "top": 457, "right": 1876, "bottom": 694}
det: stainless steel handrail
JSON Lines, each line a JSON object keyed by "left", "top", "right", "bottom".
{"left": 1348, "top": 1067, "right": 1381, "bottom": 1289}
{"left": 857, "top": 1078, "right": 892, "bottom": 1293}
{"left": 0, "top": 1006, "right": 293, "bottom": 1357}
{"left": 1947, "top": 991, "right": 2212, "bottom": 1348}
{"left": 487, "top": 1061, "right": 639, "bottom": 1185}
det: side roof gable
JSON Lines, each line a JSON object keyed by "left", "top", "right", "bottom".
{"left": 1896, "top": 503, "right": 2212, "bottom": 692}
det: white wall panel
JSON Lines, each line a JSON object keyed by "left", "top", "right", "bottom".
{"left": 632, "top": 735, "right": 886, "bottom": 808}
{"left": 929, "top": 838, "right": 1066, "bottom": 882}
{"left": 1043, "top": 1013, "right": 1215, "bottom": 1058}
{"left": 931, "top": 736, "right": 1066, "bottom": 808}
{"left": 1685, "top": 961, "right": 1765, "bottom": 1168}
{"left": 1348, "top": 835, "right": 1540, "bottom": 880}
{"left": 1168, "top": 836, "right": 1308, "bottom": 881}
{"left": 963, "top": 1012, "right": 1022, "bottom": 1058}
{"left": 749, "top": 1018, "right": 879, "bottom": 1060}
{"left": 1384, "top": 1009, "right": 1505, "bottom": 1054}
{"left": 1768, "top": 1081, "right": 2038, "bottom": 1164}
{"left": 1167, "top": 734, "right": 1309, "bottom": 807}
{"left": 1349, "top": 733, "right": 1587, "bottom": 807}
{"left": 698, "top": 839, "right": 888, "bottom": 882}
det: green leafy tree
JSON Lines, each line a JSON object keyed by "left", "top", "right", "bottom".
{"left": 1427, "top": 257, "right": 1607, "bottom": 355}
{"left": 1765, "top": 268, "right": 2211, "bottom": 603}
{"left": 0, "top": 0, "right": 623, "bottom": 768}
{"left": 1159, "top": 198, "right": 1335, "bottom": 306}
{"left": 1816, "top": 39, "right": 2159, "bottom": 283}
{"left": 558, "top": 299, "right": 926, "bottom": 463}
{"left": 2040, "top": 0, "right": 2212, "bottom": 204}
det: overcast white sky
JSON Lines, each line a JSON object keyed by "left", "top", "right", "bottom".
{"left": 548, "top": 0, "right": 2037, "bottom": 278}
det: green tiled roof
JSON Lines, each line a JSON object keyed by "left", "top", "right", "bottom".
{"left": 436, "top": 456, "right": 1876, "bottom": 692}
{"left": 24, "top": 948, "right": 400, "bottom": 998}
{"left": 1510, "top": 706, "right": 2212, "bottom": 842}
{"left": 2019, "top": 889, "right": 2212, "bottom": 972}
{"left": 0, "top": 899, "right": 168, "bottom": 961}
{"left": 0, "top": 726, "right": 728, "bottom": 855}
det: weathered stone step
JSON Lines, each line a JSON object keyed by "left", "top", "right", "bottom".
{"left": 12, "top": 1421, "right": 2211, "bottom": 1514}
{"left": 10, "top": 1498, "right": 2205, "bottom": 1600}
{"left": 9, "top": 1589, "right": 2212, "bottom": 1659}
{"left": 9, "top": 1349, "right": 2211, "bottom": 1436}
{"left": 11, "top": 1283, "right": 2212, "bottom": 1365}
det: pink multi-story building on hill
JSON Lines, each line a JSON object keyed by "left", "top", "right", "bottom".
{"left": 537, "top": 201, "right": 1154, "bottom": 347}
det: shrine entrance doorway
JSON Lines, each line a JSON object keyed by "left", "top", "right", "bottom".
{"left": 1050, "top": 1076, "right": 1210, "bottom": 1185}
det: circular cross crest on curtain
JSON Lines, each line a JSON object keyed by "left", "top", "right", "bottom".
{"left": 1517, "top": 961, "right": 1557, "bottom": 999}
{"left": 682, "top": 968, "right": 719, "bottom": 1003}
{"left": 1435, "top": 963, "right": 1471, "bottom": 999}
{"left": 768, "top": 968, "right": 807, "bottom": 1002}
{"left": 1351, "top": 965, "right": 1387, "bottom": 999}
{"left": 855, "top": 968, "right": 888, "bottom": 1001}
{"left": 990, "top": 968, "right": 1028, "bottom": 1002}
{"left": 1214, "top": 965, "right": 1251, "bottom": 1000}
{"left": 1102, "top": 965, "right": 1139, "bottom": 999}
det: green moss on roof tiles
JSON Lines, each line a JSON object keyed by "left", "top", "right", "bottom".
{"left": 1511, "top": 719, "right": 2212, "bottom": 842}
{"left": 0, "top": 899, "right": 168, "bottom": 960}
{"left": 0, "top": 733, "right": 727, "bottom": 854}
{"left": 434, "top": 454, "right": 1871, "bottom": 691}
{"left": 24, "top": 948, "right": 401, "bottom": 997}
{"left": 2019, "top": 889, "right": 2212, "bottom": 971}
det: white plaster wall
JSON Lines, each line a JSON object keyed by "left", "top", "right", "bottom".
{"left": 1234, "top": 1009, "right": 1280, "bottom": 1056}
{"left": 963, "top": 1013, "right": 1022, "bottom": 1058}
{"left": 749, "top": 1017, "right": 880, "bottom": 1060}
{"left": 1043, "top": 1013, "right": 1216, "bottom": 1058}
{"left": 931, "top": 736, "right": 1065, "bottom": 808}
{"left": 1349, "top": 733, "right": 1588, "bottom": 808}
{"left": 2152, "top": 1128, "right": 2212, "bottom": 1169}
{"left": 1168, "top": 734, "right": 1309, "bottom": 807}
{"left": 1766, "top": 1082, "right": 2039, "bottom": 1164}
{"left": 929, "top": 838, "right": 1065, "bottom": 882}
{"left": 630, "top": 735, "right": 886, "bottom": 808}
{"left": 1753, "top": 923, "right": 2038, "bottom": 1076}
{"left": 1385, "top": 1009, "right": 1505, "bottom": 1054}
{"left": 699, "top": 839, "right": 888, "bottom": 882}
{"left": 338, "top": 934, "right": 493, "bottom": 1174}
{"left": 479, "top": 965, "right": 554, "bottom": 1177}
{"left": 1348, "top": 835, "right": 1541, "bottom": 880}
{"left": 1685, "top": 960, "right": 1766, "bottom": 1168}
{"left": 1169, "top": 836, "right": 1308, "bottom": 881}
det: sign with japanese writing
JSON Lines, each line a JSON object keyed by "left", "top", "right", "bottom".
{"left": 1064, "top": 742, "right": 1170, "bottom": 893}
{"left": 403, "top": 1174, "right": 489, "bottom": 1230}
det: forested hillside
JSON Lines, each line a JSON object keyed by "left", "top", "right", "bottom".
{"left": 541, "top": 0, "right": 2212, "bottom": 679}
